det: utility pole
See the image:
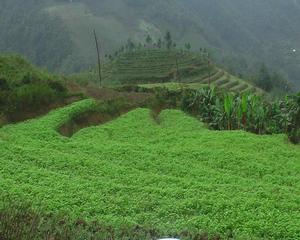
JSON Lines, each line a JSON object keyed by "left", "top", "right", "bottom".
{"left": 175, "top": 53, "right": 180, "bottom": 82}
{"left": 93, "top": 29, "right": 102, "bottom": 88}
{"left": 207, "top": 53, "right": 211, "bottom": 87}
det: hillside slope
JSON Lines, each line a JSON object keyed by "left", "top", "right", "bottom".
{"left": 73, "top": 49, "right": 262, "bottom": 94}
{"left": 0, "top": 55, "right": 53, "bottom": 83}
{"left": 0, "top": 55, "right": 74, "bottom": 126}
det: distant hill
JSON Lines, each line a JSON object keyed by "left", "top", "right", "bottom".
{"left": 72, "top": 49, "right": 262, "bottom": 94}
{"left": 1, "top": 0, "right": 299, "bottom": 89}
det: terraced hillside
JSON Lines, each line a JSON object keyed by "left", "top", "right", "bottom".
{"left": 0, "top": 100, "right": 299, "bottom": 239}
{"left": 82, "top": 49, "right": 262, "bottom": 94}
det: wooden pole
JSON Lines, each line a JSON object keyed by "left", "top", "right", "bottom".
{"left": 207, "top": 53, "right": 211, "bottom": 87}
{"left": 93, "top": 29, "right": 102, "bottom": 88}
{"left": 176, "top": 53, "right": 180, "bottom": 82}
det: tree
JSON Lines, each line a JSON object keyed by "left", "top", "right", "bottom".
{"left": 126, "top": 38, "right": 135, "bottom": 51}
{"left": 271, "top": 72, "right": 291, "bottom": 92}
{"left": 185, "top": 43, "right": 191, "bottom": 51}
{"left": 157, "top": 38, "right": 162, "bottom": 48}
{"left": 165, "top": 31, "right": 172, "bottom": 49}
{"left": 255, "top": 64, "right": 273, "bottom": 92}
{"left": 146, "top": 34, "right": 152, "bottom": 46}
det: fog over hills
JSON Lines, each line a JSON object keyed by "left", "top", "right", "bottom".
{"left": 1, "top": 0, "right": 300, "bottom": 88}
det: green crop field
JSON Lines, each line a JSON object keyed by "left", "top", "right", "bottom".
{"left": 0, "top": 99, "right": 299, "bottom": 239}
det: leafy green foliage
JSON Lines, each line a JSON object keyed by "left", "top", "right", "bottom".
{"left": 180, "top": 88, "right": 300, "bottom": 141}
{"left": 0, "top": 99, "right": 299, "bottom": 239}
{"left": 280, "top": 93, "right": 300, "bottom": 144}
{"left": 224, "top": 94, "right": 234, "bottom": 130}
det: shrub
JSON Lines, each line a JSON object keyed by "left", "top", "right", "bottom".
{"left": 5, "top": 81, "right": 67, "bottom": 119}
{"left": 48, "top": 80, "right": 67, "bottom": 94}
{"left": 0, "top": 77, "right": 9, "bottom": 91}
{"left": 21, "top": 72, "right": 38, "bottom": 85}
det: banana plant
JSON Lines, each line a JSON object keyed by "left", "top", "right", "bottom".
{"left": 241, "top": 93, "right": 248, "bottom": 129}
{"left": 224, "top": 94, "right": 234, "bottom": 130}
{"left": 284, "top": 93, "right": 300, "bottom": 143}
{"left": 235, "top": 93, "right": 248, "bottom": 130}
{"left": 247, "top": 94, "right": 259, "bottom": 132}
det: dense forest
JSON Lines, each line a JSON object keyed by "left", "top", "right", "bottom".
{"left": 0, "top": 0, "right": 75, "bottom": 72}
